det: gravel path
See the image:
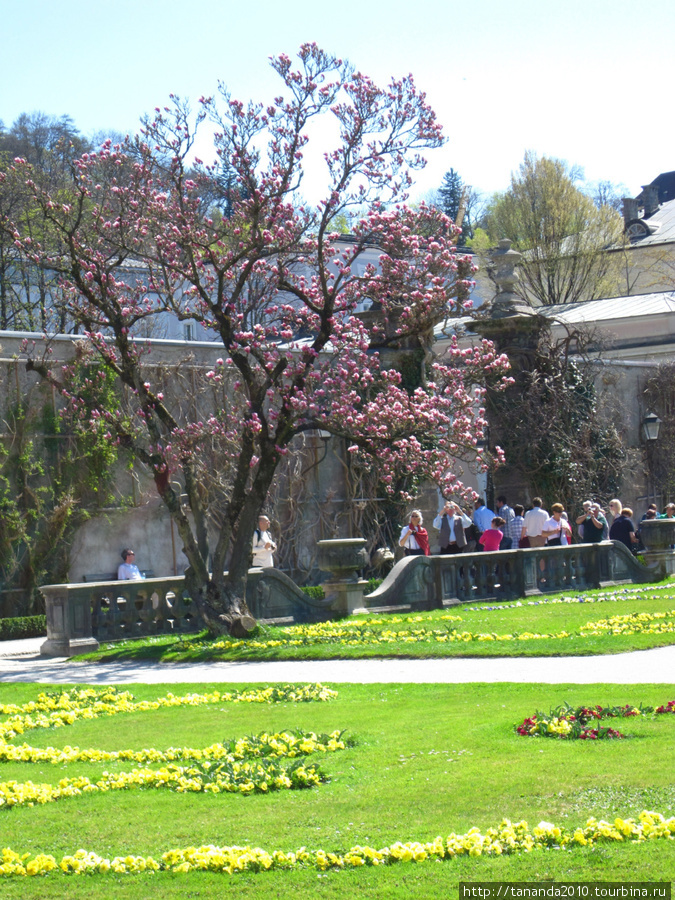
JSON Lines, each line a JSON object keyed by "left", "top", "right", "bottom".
{"left": 1, "top": 638, "right": 674, "bottom": 684}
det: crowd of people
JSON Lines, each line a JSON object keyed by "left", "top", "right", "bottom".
{"left": 399, "top": 496, "right": 675, "bottom": 557}
{"left": 116, "top": 498, "right": 675, "bottom": 578}
{"left": 242, "top": 499, "right": 672, "bottom": 566}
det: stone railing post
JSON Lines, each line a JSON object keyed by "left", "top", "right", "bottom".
{"left": 40, "top": 583, "right": 100, "bottom": 657}
{"left": 640, "top": 519, "right": 675, "bottom": 577}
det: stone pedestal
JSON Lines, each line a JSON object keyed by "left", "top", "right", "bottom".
{"left": 324, "top": 580, "right": 369, "bottom": 616}
{"left": 317, "top": 537, "right": 369, "bottom": 617}
{"left": 643, "top": 551, "right": 675, "bottom": 577}
{"left": 639, "top": 519, "right": 675, "bottom": 577}
{"left": 40, "top": 584, "right": 100, "bottom": 657}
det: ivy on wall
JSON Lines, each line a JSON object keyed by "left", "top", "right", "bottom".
{"left": 0, "top": 361, "right": 127, "bottom": 615}
{"left": 484, "top": 323, "right": 625, "bottom": 511}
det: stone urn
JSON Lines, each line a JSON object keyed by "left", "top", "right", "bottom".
{"left": 317, "top": 538, "right": 369, "bottom": 582}
{"left": 639, "top": 518, "right": 675, "bottom": 552}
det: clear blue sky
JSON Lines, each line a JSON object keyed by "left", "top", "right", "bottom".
{"left": 2, "top": 0, "right": 674, "bottom": 202}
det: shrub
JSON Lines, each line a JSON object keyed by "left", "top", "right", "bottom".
{"left": 0, "top": 615, "right": 47, "bottom": 641}
{"left": 302, "top": 580, "right": 382, "bottom": 600}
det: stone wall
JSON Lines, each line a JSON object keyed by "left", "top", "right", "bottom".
{"left": 68, "top": 503, "right": 190, "bottom": 583}
{"left": 0, "top": 332, "right": 364, "bottom": 590}
{"left": 2, "top": 323, "right": 669, "bottom": 609}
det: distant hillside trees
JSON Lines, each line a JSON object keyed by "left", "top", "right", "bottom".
{"left": 0, "top": 113, "right": 91, "bottom": 331}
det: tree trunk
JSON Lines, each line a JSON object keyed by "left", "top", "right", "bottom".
{"left": 184, "top": 567, "right": 256, "bottom": 638}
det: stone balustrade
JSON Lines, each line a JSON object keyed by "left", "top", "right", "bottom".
{"left": 40, "top": 576, "right": 201, "bottom": 657}
{"left": 39, "top": 539, "right": 665, "bottom": 657}
{"left": 39, "top": 568, "right": 335, "bottom": 657}
{"left": 364, "top": 541, "right": 661, "bottom": 612}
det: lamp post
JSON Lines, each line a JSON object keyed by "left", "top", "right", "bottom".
{"left": 640, "top": 408, "right": 674, "bottom": 576}
{"left": 642, "top": 411, "right": 662, "bottom": 511}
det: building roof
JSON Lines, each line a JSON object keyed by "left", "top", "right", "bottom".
{"left": 434, "top": 289, "right": 675, "bottom": 363}
{"left": 529, "top": 290, "right": 675, "bottom": 359}
{"left": 625, "top": 197, "right": 675, "bottom": 246}
{"left": 539, "top": 290, "right": 675, "bottom": 324}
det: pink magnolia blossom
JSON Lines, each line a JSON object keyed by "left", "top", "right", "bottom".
{"left": 12, "top": 44, "right": 510, "bottom": 627}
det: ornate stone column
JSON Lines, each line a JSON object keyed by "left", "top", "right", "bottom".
{"left": 467, "top": 239, "right": 548, "bottom": 501}
{"left": 469, "top": 239, "right": 544, "bottom": 366}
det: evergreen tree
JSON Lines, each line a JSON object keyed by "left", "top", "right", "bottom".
{"left": 437, "top": 168, "right": 473, "bottom": 243}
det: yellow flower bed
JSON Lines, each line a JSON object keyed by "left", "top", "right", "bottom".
{"left": 186, "top": 608, "right": 675, "bottom": 652}
{"left": 0, "top": 683, "right": 336, "bottom": 744}
{"left": 580, "top": 610, "right": 675, "bottom": 637}
{"left": 2, "top": 810, "right": 674, "bottom": 877}
{"left": 0, "top": 728, "right": 347, "bottom": 766}
{"left": 0, "top": 686, "right": 346, "bottom": 810}
{"left": 0, "top": 757, "right": 326, "bottom": 809}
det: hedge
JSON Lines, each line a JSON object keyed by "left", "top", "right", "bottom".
{"left": 301, "top": 579, "right": 382, "bottom": 601}
{"left": 0, "top": 615, "right": 47, "bottom": 642}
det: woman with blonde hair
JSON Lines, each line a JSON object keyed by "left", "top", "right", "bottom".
{"left": 608, "top": 499, "right": 622, "bottom": 522}
{"left": 399, "top": 509, "right": 430, "bottom": 556}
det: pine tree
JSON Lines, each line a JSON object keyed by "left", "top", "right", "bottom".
{"left": 437, "top": 169, "right": 472, "bottom": 243}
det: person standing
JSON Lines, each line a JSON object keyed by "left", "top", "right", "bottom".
{"left": 496, "top": 496, "right": 515, "bottom": 549}
{"left": 522, "top": 498, "right": 549, "bottom": 548}
{"left": 595, "top": 503, "right": 610, "bottom": 540}
{"left": 640, "top": 504, "right": 658, "bottom": 522}
{"left": 575, "top": 503, "right": 605, "bottom": 543}
{"left": 479, "top": 517, "right": 506, "bottom": 552}
{"left": 609, "top": 508, "right": 638, "bottom": 553}
{"left": 399, "top": 510, "right": 430, "bottom": 556}
{"left": 576, "top": 500, "right": 592, "bottom": 540}
{"left": 659, "top": 503, "right": 675, "bottom": 549}
{"left": 542, "top": 503, "right": 573, "bottom": 546}
{"left": 506, "top": 504, "right": 526, "bottom": 548}
{"left": 473, "top": 498, "right": 495, "bottom": 550}
{"left": 433, "top": 501, "right": 472, "bottom": 554}
{"left": 608, "top": 499, "right": 623, "bottom": 523}
{"left": 251, "top": 515, "right": 277, "bottom": 567}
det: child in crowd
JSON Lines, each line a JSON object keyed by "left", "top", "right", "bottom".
{"left": 479, "top": 516, "right": 505, "bottom": 552}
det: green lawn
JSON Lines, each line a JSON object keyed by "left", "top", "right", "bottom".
{"left": 1, "top": 681, "right": 674, "bottom": 897}
{"left": 78, "top": 581, "right": 675, "bottom": 663}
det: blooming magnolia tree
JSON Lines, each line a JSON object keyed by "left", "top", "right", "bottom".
{"left": 11, "top": 45, "right": 508, "bottom": 635}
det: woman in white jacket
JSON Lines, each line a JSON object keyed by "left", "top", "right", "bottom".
{"left": 251, "top": 516, "right": 277, "bottom": 567}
